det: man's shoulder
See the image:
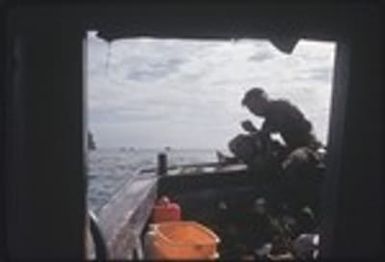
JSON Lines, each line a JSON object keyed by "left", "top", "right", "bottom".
{"left": 269, "top": 99, "right": 301, "bottom": 113}
{"left": 268, "top": 99, "right": 309, "bottom": 124}
{"left": 270, "top": 99, "right": 293, "bottom": 107}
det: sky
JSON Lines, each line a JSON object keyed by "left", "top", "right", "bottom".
{"left": 86, "top": 32, "right": 336, "bottom": 150}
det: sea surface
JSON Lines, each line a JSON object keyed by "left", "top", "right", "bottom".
{"left": 87, "top": 148, "right": 218, "bottom": 214}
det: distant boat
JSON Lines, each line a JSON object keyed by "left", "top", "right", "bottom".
{"left": 88, "top": 131, "right": 96, "bottom": 151}
{"left": 165, "top": 146, "right": 172, "bottom": 151}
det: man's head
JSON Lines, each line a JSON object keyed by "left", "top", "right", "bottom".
{"left": 242, "top": 87, "right": 270, "bottom": 116}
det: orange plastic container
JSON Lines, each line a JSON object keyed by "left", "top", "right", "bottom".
{"left": 152, "top": 196, "right": 181, "bottom": 223}
{"left": 150, "top": 221, "right": 220, "bottom": 260}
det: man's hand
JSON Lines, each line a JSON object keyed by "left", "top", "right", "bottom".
{"left": 241, "top": 120, "right": 258, "bottom": 133}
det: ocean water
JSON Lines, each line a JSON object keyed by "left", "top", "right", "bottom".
{"left": 87, "top": 148, "right": 218, "bottom": 214}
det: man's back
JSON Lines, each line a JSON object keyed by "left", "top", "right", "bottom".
{"left": 262, "top": 99, "right": 317, "bottom": 150}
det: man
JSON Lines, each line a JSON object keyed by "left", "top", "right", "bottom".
{"left": 241, "top": 87, "right": 321, "bottom": 153}
{"left": 241, "top": 87, "right": 324, "bottom": 215}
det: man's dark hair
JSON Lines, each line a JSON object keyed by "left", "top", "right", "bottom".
{"left": 242, "top": 87, "right": 267, "bottom": 106}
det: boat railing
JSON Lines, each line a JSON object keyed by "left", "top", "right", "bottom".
{"left": 97, "top": 167, "right": 158, "bottom": 260}
{"left": 138, "top": 153, "right": 247, "bottom": 176}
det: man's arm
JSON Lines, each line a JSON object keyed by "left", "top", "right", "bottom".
{"left": 241, "top": 120, "right": 259, "bottom": 133}
{"left": 260, "top": 120, "right": 273, "bottom": 154}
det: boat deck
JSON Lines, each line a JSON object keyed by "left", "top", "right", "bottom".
{"left": 94, "top": 161, "right": 291, "bottom": 260}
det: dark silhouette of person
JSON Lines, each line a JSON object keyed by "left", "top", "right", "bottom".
{"left": 240, "top": 87, "right": 324, "bottom": 216}
{"left": 241, "top": 87, "right": 321, "bottom": 153}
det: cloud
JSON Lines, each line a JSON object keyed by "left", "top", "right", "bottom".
{"left": 308, "top": 67, "right": 333, "bottom": 82}
{"left": 117, "top": 56, "right": 186, "bottom": 82}
{"left": 248, "top": 50, "right": 275, "bottom": 62}
{"left": 87, "top": 35, "right": 336, "bottom": 149}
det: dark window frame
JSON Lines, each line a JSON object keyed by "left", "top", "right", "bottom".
{"left": 1, "top": 2, "right": 382, "bottom": 260}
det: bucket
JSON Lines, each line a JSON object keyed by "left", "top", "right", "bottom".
{"left": 148, "top": 221, "right": 220, "bottom": 260}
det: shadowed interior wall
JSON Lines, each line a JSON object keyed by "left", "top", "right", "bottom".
{"left": 321, "top": 6, "right": 382, "bottom": 257}
{"left": 5, "top": 7, "right": 85, "bottom": 259}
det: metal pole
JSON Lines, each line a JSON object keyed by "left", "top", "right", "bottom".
{"left": 157, "top": 152, "right": 167, "bottom": 176}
